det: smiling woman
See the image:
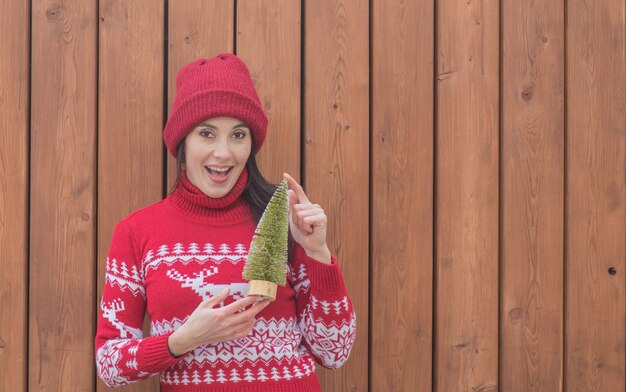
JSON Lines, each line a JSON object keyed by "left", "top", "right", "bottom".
{"left": 94, "top": 53, "right": 356, "bottom": 391}
{"left": 183, "top": 117, "right": 252, "bottom": 199}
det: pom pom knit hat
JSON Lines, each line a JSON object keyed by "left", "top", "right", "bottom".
{"left": 164, "top": 53, "right": 268, "bottom": 157}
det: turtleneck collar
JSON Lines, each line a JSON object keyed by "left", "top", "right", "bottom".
{"left": 167, "top": 167, "right": 253, "bottom": 225}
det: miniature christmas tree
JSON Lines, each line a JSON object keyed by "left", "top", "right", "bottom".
{"left": 242, "top": 179, "right": 289, "bottom": 301}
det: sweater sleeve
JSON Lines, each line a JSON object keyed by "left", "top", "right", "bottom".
{"left": 95, "top": 220, "right": 182, "bottom": 387}
{"left": 291, "top": 243, "right": 357, "bottom": 369}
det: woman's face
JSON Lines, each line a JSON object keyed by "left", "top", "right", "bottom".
{"left": 183, "top": 117, "right": 252, "bottom": 198}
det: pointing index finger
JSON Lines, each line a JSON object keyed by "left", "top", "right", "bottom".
{"left": 283, "top": 173, "right": 310, "bottom": 204}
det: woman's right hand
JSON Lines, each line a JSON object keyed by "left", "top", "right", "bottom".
{"left": 167, "top": 288, "right": 270, "bottom": 357}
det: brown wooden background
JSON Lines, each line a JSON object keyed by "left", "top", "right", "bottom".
{"left": 1, "top": 0, "right": 625, "bottom": 391}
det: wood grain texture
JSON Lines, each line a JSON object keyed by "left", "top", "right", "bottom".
{"left": 15, "top": 1, "right": 626, "bottom": 389}
{"left": 500, "top": 0, "right": 565, "bottom": 390}
{"left": 370, "top": 0, "right": 434, "bottom": 390}
{"left": 29, "top": 0, "right": 97, "bottom": 390}
{"left": 98, "top": 1, "right": 164, "bottom": 390}
{"left": 0, "top": 1, "right": 29, "bottom": 390}
{"left": 166, "top": 0, "right": 234, "bottom": 191}
{"left": 304, "top": 0, "right": 369, "bottom": 390}
{"left": 237, "top": 0, "right": 301, "bottom": 184}
{"left": 435, "top": 0, "right": 500, "bottom": 390}
{"left": 565, "top": 0, "right": 626, "bottom": 390}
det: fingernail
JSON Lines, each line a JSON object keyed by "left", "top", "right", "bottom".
{"left": 221, "top": 288, "right": 229, "bottom": 294}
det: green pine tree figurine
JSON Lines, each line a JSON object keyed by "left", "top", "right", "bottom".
{"left": 242, "top": 178, "right": 289, "bottom": 301}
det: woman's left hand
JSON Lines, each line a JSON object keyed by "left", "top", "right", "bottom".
{"left": 283, "top": 173, "right": 332, "bottom": 264}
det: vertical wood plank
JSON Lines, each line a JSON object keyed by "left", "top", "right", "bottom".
{"left": 500, "top": 0, "right": 565, "bottom": 390}
{"left": 0, "top": 1, "right": 29, "bottom": 390}
{"left": 166, "top": 0, "right": 234, "bottom": 191}
{"left": 237, "top": 0, "right": 301, "bottom": 184}
{"left": 435, "top": 0, "right": 499, "bottom": 390}
{"left": 370, "top": 0, "right": 434, "bottom": 390}
{"left": 304, "top": 0, "right": 369, "bottom": 390}
{"left": 98, "top": 1, "right": 164, "bottom": 390}
{"left": 30, "top": 0, "right": 97, "bottom": 389}
{"left": 566, "top": 0, "right": 626, "bottom": 390}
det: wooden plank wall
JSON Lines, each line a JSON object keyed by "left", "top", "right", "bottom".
{"left": 501, "top": 0, "right": 565, "bottom": 390}
{"left": 1, "top": 1, "right": 625, "bottom": 391}
{"left": 436, "top": 1, "right": 500, "bottom": 390}
{"left": 566, "top": 0, "right": 625, "bottom": 390}
{"left": 0, "top": 1, "right": 29, "bottom": 391}
{"left": 304, "top": 1, "right": 369, "bottom": 391}
{"left": 98, "top": 1, "right": 164, "bottom": 391}
{"left": 29, "top": 0, "right": 97, "bottom": 390}
{"left": 371, "top": 0, "right": 433, "bottom": 390}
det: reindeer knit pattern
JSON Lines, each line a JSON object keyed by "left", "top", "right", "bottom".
{"left": 95, "top": 170, "right": 356, "bottom": 391}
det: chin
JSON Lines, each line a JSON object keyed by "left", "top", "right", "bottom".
{"left": 203, "top": 183, "right": 234, "bottom": 199}
{"left": 204, "top": 190, "right": 227, "bottom": 198}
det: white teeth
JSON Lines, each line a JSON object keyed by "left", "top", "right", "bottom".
{"left": 207, "top": 167, "right": 230, "bottom": 172}
{"left": 205, "top": 166, "right": 232, "bottom": 177}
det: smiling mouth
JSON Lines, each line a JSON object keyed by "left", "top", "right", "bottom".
{"left": 205, "top": 166, "right": 233, "bottom": 177}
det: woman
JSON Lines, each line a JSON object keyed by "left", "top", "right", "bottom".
{"left": 95, "top": 53, "right": 356, "bottom": 391}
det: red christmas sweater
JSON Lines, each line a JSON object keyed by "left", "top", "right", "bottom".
{"left": 95, "top": 170, "right": 356, "bottom": 391}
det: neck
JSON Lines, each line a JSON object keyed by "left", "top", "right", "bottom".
{"left": 167, "top": 168, "right": 252, "bottom": 225}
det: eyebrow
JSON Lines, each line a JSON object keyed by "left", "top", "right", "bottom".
{"left": 199, "top": 122, "right": 250, "bottom": 130}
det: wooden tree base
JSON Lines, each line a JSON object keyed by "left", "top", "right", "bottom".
{"left": 247, "top": 280, "right": 278, "bottom": 301}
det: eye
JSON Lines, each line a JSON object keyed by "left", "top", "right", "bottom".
{"left": 232, "top": 129, "right": 248, "bottom": 139}
{"left": 199, "top": 129, "right": 214, "bottom": 138}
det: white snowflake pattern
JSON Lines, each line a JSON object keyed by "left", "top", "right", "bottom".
{"left": 96, "top": 340, "right": 131, "bottom": 387}
{"left": 299, "top": 310, "right": 356, "bottom": 369}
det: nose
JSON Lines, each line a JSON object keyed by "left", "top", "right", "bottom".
{"left": 212, "top": 138, "right": 231, "bottom": 159}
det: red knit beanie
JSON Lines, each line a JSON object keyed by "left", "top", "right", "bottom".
{"left": 164, "top": 53, "right": 268, "bottom": 157}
